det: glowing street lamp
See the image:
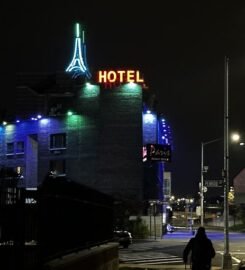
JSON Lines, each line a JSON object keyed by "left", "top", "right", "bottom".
{"left": 200, "top": 132, "right": 242, "bottom": 228}
{"left": 231, "top": 133, "right": 240, "bottom": 142}
{"left": 200, "top": 138, "right": 222, "bottom": 226}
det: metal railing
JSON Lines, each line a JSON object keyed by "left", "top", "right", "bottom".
{"left": 0, "top": 176, "right": 114, "bottom": 269}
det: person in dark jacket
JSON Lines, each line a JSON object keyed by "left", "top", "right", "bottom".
{"left": 183, "top": 226, "right": 215, "bottom": 270}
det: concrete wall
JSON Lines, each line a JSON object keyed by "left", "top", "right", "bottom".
{"left": 44, "top": 242, "right": 119, "bottom": 270}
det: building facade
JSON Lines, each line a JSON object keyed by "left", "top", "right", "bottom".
{"left": 2, "top": 78, "right": 145, "bottom": 202}
{"left": 1, "top": 23, "right": 172, "bottom": 214}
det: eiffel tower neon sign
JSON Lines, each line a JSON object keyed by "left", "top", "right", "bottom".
{"left": 66, "top": 23, "right": 91, "bottom": 79}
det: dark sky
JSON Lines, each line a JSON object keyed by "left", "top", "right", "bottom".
{"left": 3, "top": 1, "right": 245, "bottom": 197}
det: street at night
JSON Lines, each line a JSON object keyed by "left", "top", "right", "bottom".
{"left": 2, "top": 1, "right": 245, "bottom": 270}
{"left": 119, "top": 229, "right": 245, "bottom": 269}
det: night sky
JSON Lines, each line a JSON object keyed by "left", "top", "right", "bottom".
{"left": 3, "top": 1, "right": 245, "bottom": 197}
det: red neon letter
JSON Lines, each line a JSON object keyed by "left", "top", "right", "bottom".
{"left": 98, "top": 71, "right": 107, "bottom": 83}
{"left": 136, "top": 70, "right": 144, "bottom": 83}
{"left": 127, "top": 70, "right": 135, "bottom": 83}
{"left": 117, "top": 70, "right": 126, "bottom": 83}
{"left": 107, "top": 71, "right": 117, "bottom": 83}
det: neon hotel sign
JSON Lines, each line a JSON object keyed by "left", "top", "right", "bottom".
{"left": 97, "top": 70, "right": 144, "bottom": 84}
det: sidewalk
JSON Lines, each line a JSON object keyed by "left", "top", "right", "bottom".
{"left": 119, "top": 252, "right": 239, "bottom": 270}
{"left": 120, "top": 230, "right": 244, "bottom": 270}
{"left": 119, "top": 264, "right": 224, "bottom": 269}
{"left": 119, "top": 264, "right": 236, "bottom": 269}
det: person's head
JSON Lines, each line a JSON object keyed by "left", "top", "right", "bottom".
{"left": 195, "top": 226, "right": 207, "bottom": 238}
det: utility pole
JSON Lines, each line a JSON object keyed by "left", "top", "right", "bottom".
{"left": 200, "top": 142, "right": 204, "bottom": 227}
{"left": 222, "top": 56, "right": 232, "bottom": 270}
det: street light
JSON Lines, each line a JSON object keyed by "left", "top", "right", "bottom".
{"left": 222, "top": 56, "right": 232, "bottom": 270}
{"left": 200, "top": 58, "right": 233, "bottom": 269}
{"left": 200, "top": 132, "right": 240, "bottom": 267}
{"left": 200, "top": 134, "right": 241, "bottom": 228}
{"left": 231, "top": 133, "right": 240, "bottom": 142}
{"left": 200, "top": 138, "right": 222, "bottom": 226}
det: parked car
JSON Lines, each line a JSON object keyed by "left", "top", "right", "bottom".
{"left": 166, "top": 223, "right": 175, "bottom": 233}
{"left": 163, "top": 223, "right": 175, "bottom": 234}
{"left": 113, "top": 230, "right": 132, "bottom": 248}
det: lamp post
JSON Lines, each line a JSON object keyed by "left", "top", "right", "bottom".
{"left": 200, "top": 138, "right": 222, "bottom": 226}
{"left": 222, "top": 56, "right": 232, "bottom": 270}
{"left": 149, "top": 200, "right": 161, "bottom": 240}
{"left": 200, "top": 57, "right": 233, "bottom": 269}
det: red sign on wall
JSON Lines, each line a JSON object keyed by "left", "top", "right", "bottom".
{"left": 146, "top": 144, "right": 171, "bottom": 162}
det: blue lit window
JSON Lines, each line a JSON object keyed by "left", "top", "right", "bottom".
{"left": 50, "top": 133, "right": 66, "bottom": 149}
{"left": 16, "top": 141, "right": 25, "bottom": 154}
{"left": 6, "top": 142, "right": 14, "bottom": 155}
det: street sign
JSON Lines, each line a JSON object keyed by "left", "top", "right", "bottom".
{"left": 204, "top": 180, "right": 223, "bottom": 188}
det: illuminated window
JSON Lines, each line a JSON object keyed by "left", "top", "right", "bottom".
{"left": 6, "top": 142, "right": 14, "bottom": 155}
{"left": 50, "top": 133, "right": 66, "bottom": 149}
{"left": 16, "top": 166, "right": 24, "bottom": 179}
{"left": 49, "top": 160, "right": 66, "bottom": 176}
{"left": 16, "top": 141, "right": 25, "bottom": 154}
{"left": 142, "top": 146, "right": 147, "bottom": 162}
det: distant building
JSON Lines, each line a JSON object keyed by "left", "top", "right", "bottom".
{"left": 233, "top": 168, "right": 245, "bottom": 205}
{"left": 163, "top": 171, "right": 172, "bottom": 201}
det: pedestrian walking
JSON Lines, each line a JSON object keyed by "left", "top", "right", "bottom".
{"left": 183, "top": 226, "right": 215, "bottom": 270}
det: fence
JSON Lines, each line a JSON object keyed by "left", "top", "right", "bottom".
{"left": 0, "top": 176, "right": 114, "bottom": 269}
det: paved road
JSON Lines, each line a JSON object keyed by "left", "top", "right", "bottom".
{"left": 119, "top": 230, "right": 245, "bottom": 269}
{"left": 164, "top": 229, "right": 245, "bottom": 263}
{"left": 119, "top": 241, "right": 183, "bottom": 265}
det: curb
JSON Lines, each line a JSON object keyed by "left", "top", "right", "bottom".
{"left": 119, "top": 264, "right": 223, "bottom": 269}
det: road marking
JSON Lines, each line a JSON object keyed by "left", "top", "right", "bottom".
{"left": 216, "top": 251, "right": 241, "bottom": 264}
{"left": 120, "top": 255, "right": 183, "bottom": 265}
